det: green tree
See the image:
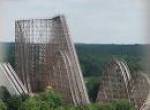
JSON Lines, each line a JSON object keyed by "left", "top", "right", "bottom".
{"left": 0, "top": 100, "right": 7, "bottom": 110}
{"left": 21, "top": 97, "right": 41, "bottom": 110}
{"left": 21, "top": 89, "right": 62, "bottom": 110}
{"left": 20, "top": 97, "right": 49, "bottom": 110}
{"left": 86, "top": 77, "right": 100, "bottom": 102}
{"left": 0, "top": 86, "right": 11, "bottom": 103}
{"left": 38, "top": 89, "right": 63, "bottom": 108}
{"left": 6, "top": 95, "right": 27, "bottom": 110}
{"left": 113, "top": 100, "right": 135, "bottom": 110}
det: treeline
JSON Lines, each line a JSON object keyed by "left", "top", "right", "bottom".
{"left": 75, "top": 44, "right": 146, "bottom": 101}
{"left": 1, "top": 43, "right": 146, "bottom": 77}
{"left": 0, "top": 87, "right": 135, "bottom": 110}
{"left": 0, "top": 43, "right": 147, "bottom": 102}
{"left": 75, "top": 44, "right": 146, "bottom": 77}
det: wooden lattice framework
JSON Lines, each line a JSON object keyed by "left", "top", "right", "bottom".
{"left": 96, "top": 59, "right": 150, "bottom": 110}
{"left": 15, "top": 15, "right": 89, "bottom": 105}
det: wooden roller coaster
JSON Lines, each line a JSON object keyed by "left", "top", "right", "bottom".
{"left": 15, "top": 15, "right": 90, "bottom": 105}
{"left": 96, "top": 58, "right": 150, "bottom": 110}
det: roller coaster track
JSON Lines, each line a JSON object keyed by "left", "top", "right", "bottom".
{"left": 60, "top": 51, "right": 90, "bottom": 105}
{"left": 97, "top": 59, "right": 150, "bottom": 110}
{"left": 115, "top": 59, "right": 131, "bottom": 102}
{"left": 96, "top": 59, "right": 132, "bottom": 102}
{"left": 0, "top": 63, "right": 28, "bottom": 95}
{"left": 139, "top": 73, "right": 150, "bottom": 110}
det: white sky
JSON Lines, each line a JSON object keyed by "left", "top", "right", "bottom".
{"left": 0, "top": 0, "right": 147, "bottom": 44}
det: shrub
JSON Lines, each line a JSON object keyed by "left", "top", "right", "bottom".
{"left": 21, "top": 89, "right": 62, "bottom": 110}
{"left": 0, "top": 100, "right": 7, "bottom": 110}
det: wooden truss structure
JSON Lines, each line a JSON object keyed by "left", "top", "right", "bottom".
{"left": 96, "top": 59, "right": 150, "bottom": 110}
{"left": 15, "top": 15, "right": 89, "bottom": 105}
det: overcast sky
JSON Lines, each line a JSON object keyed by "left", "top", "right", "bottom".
{"left": 0, "top": 0, "right": 146, "bottom": 44}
